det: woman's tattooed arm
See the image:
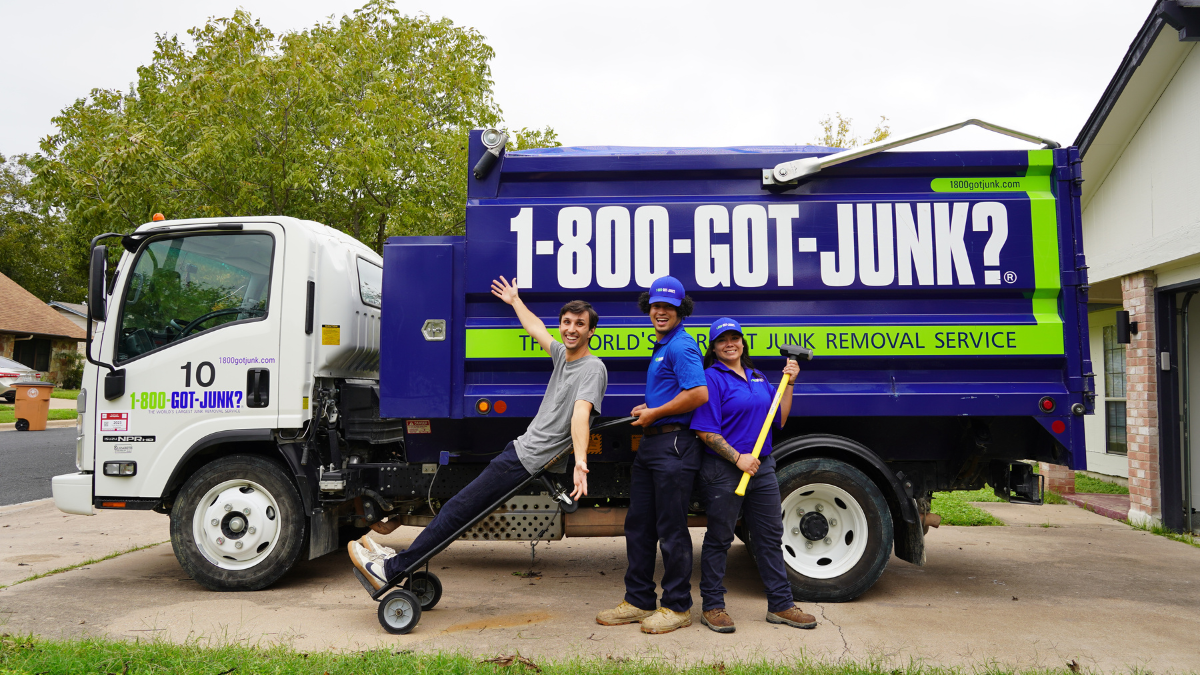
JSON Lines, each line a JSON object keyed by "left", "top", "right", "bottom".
{"left": 697, "top": 431, "right": 742, "bottom": 465}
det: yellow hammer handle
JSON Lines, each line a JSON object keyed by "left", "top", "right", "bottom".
{"left": 735, "top": 371, "right": 792, "bottom": 497}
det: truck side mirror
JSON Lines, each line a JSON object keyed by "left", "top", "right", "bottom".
{"left": 88, "top": 245, "right": 108, "bottom": 322}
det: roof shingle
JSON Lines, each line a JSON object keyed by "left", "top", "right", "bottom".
{"left": 0, "top": 272, "right": 87, "bottom": 339}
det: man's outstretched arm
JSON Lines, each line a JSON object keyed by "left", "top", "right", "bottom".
{"left": 491, "top": 275, "right": 555, "bottom": 353}
{"left": 569, "top": 399, "right": 593, "bottom": 500}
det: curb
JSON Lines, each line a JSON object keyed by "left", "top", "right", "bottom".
{"left": 0, "top": 419, "right": 77, "bottom": 432}
{"left": 1063, "top": 493, "right": 1129, "bottom": 522}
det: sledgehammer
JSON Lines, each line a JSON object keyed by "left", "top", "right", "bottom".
{"left": 734, "top": 345, "right": 813, "bottom": 496}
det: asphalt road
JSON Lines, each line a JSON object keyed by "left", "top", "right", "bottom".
{"left": 0, "top": 428, "right": 77, "bottom": 506}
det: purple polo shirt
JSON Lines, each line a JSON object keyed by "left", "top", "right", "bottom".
{"left": 690, "top": 361, "right": 784, "bottom": 457}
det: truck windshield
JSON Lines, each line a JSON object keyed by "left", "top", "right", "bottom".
{"left": 116, "top": 233, "right": 273, "bottom": 362}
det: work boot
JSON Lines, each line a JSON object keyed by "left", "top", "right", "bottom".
{"left": 358, "top": 534, "right": 396, "bottom": 558}
{"left": 640, "top": 607, "right": 692, "bottom": 634}
{"left": 766, "top": 606, "right": 818, "bottom": 629}
{"left": 348, "top": 540, "right": 387, "bottom": 591}
{"left": 595, "top": 601, "right": 655, "bottom": 626}
{"left": 700, "top": 608, "right": 736, "bottom": 633}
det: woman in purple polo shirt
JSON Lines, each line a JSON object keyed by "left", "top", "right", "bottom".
{"left": 690, "top": 318, "right": 818, "bottom": 634}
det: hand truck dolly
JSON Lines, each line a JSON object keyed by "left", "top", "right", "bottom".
{"left": 355, "top": 417, "right": 634, "bottom": 634}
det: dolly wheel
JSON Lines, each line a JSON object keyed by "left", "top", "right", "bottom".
{"left": 378, "top": 589, "right": 422, "bottom": 634}
{"left": 15, "top": 418, "right": 29, "bottom": 431}
{"left": 408, "top": 571, "right": 442, "bottom": 610}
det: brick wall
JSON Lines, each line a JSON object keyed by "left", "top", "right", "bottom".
{"left": 1039, "top": 463, "right": 1075, "bottom": 494}
{"left": 1122, "top": 271, "right": 1159, "bottom": 525}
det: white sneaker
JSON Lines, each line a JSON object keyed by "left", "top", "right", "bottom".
{"left": 348, "top": 540, "right": 388, "bottom": 590}
{"left": 358, "top": 534, "right": 396, "bottom": 559}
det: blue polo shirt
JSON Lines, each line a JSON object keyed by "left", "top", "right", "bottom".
{"left": 690, "top": 362, "right": 784, "bottom": 457}
{"left": 644, "top": 322, "right": 707, "bottom": 427}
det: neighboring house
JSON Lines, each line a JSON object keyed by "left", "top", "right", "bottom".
{"left": 0, "top": 271, "right": 86, "bottom": 385}
{"left": 1075, "top": 0, "right": 1200, "bottom": 529}
{"left": 49, "top": 300, "right": 93, "bottom": 351}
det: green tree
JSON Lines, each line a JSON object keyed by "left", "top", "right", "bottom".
{"left": 0, "top": 154, "right": 85, "bottom": 302}
{"left": 812, "top": 113, "right": 891, "bottom": 149}
{"left": 33, "top": 0, "right": 557, "bottom": 283}
{"left": 508, "top": 126, "right": 561, "bottom": 152}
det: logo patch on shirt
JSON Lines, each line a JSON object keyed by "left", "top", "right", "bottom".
{"left": 655, "top": 356, "right": 664, "bottom": 362}
{"left": 751, "top": 378, "right": 765, "bottom": 382}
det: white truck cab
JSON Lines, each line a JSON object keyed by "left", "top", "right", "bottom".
{"left": 54, "top": 216, "right": 383, "bottom": 590}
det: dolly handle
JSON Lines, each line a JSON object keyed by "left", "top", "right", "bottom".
{"left": 735, "top": 371, "right": 792, "bottom": 497}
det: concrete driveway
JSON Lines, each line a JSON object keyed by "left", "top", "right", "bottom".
{"left": 1, "top": 499, "right": 1197, "bottom": 673}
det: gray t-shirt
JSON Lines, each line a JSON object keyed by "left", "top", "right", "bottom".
{"left": 514, "top": 340, "right": 607, "bottom": 474}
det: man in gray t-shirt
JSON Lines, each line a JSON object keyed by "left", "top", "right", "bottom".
{"left": 351, "top": 276, "right": 607, "bottom": 590}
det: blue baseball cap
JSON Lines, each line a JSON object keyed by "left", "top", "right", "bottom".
{"left": 648, "top": 276, "right": 685, "bottom": 307}
{"left": 709, "top": 317, "right": 743, "bottom": 344}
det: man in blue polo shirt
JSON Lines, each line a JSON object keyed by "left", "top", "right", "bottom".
{"left": 596, "top": 275, "right": 708, "bottom": 634}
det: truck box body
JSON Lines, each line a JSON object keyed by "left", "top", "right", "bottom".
{"left": 381, "top": 132, "right": 1092, "bottom": 488}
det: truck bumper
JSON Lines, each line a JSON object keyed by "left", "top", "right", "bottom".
{"left": 53, "top": 472, "right": 94, "bottom": 515}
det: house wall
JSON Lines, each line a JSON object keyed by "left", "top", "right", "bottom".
{"left": 1083, "top": 42, "right": 1200, "bottom": 284}
{"left": 0, "top": 332, "right": 81, "bottom": 386}
{"left": 1085, "top": 307, "right": 1130, "bottom": 477}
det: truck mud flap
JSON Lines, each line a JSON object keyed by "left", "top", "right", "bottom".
{"left": 308, "top": 507, "right": 338, "bottom": 560}
{"left": 893, "top": 497, "right": 926, "bottom": 566}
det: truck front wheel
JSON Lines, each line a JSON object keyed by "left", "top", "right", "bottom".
{"left": 774, "top": 457, "right": 893, "bottom": 603}
{"left": 170, "top": 455, "right": 306, "bottom": 591}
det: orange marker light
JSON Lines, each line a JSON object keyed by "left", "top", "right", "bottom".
{"left": 494, "top": 400, "right": 507, "bottom": 414}
{"left": 101, "top": 502, "right": 126, "bottom": 508}
{"left": 476, "top": 398, "right": 491, "bottom": 415}
{"left": 152, "top": 213, "right": 165, "bottom": 221}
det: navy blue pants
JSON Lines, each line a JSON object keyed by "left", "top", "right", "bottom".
{"left": 623, "top": 430, "right": 702, "bottom": 613}
{"left": 699, "top": 453, "right": 794, "bottom": 613}
{"left": 384, "top": 442, "right": 532, "bottom": 578}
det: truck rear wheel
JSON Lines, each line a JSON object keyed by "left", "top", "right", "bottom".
{"left": 170, "top": 455, "right": 305, "bottom": 591}
{"left": 774, "top": 458, "right": 893, "bottom": 603}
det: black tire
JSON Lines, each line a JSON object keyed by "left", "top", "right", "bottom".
{"left": 378, "top": 589, "right": 422, "bottom": 634}
{"left": 170, "top": 454, "right": 306, "bottom": 591}
{"left": 15, "top": 418, "right": 29, "bottom": 431}
{"left": 408, "top": 571, "right": 442, "bottom": 610}
{"left": 774, "top": 457, "right": 893, "bottom": 603}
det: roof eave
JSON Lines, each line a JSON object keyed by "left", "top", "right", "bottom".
{"left": 1075, "top": 1, "right": 1200, "bottom": 156}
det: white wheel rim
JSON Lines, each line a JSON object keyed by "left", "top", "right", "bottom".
{"left": 779, "top": 482, "right": 868, "bottom": 580}
{"left": 192, "top": 479, "right": 282, "bottom": 570}
{"left": 384, "top": 595, "right": 415, "bottom": 627}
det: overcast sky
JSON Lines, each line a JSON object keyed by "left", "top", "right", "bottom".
{"left": 0, "top": 0, "right": 1152, "bottom": 157}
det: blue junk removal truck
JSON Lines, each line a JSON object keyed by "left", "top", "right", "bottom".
{"left": 379, "top": 124, "right": 1093, "bottom": 603}
{"left": 56, "top": 121, "right": 1092, "bottom": 632}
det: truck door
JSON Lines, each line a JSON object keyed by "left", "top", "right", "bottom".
{"left": 92, "top": 225, "right": 283, "bottom": 500}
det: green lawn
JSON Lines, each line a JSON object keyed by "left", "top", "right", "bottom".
{"left": 51, "top": 388, "right": 80, "bottom": 400}
{"left": 0, "top": 634, "right": 1088, "bottom": 675}
{"left": 930, "top": 486, "right": 1005, "bottom": 526}
{"left": 0, "top": 405, "right": 77, "bottom": 425}
{"left": 1073, "top": 472, "right": 1128, "bottom": 495}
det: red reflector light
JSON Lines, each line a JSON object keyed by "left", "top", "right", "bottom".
{"left": 1038, "top": 396, "right": 1055, "bottom": 413}
{"left": 494, "top": 400, "right": 507, "bottom": 414}
{"left": 475, "top": 398, "right": 491, "bottom": 415}
{"left": 0, "top": 372, "right": 18, "bottom": 378}
{"left": 1051, "top": 420, "right": 1066, "bottom": 434}
{"left": 101, "top": 502, "right": 126, "bottom": 508}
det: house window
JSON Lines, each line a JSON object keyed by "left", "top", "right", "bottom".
{"left": 1103, "top": 325, "right": 1127, "bottom": 455}
{"left": 12, "top": 337, "right": 52, "bottom": 371}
